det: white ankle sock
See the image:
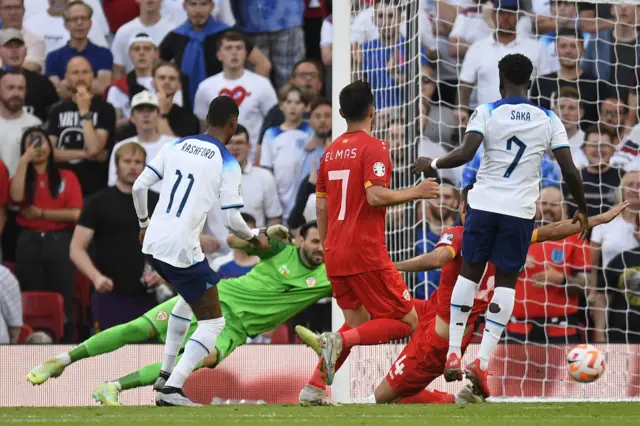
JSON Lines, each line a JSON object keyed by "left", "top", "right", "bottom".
{"left": 448, "top": 276, "right": 478, "bottom": 357}
{"left": 165, "top": 317, "right": 226, "bottom": 389}
{"left": 478, "top": 287, "right": 515, "bottom": 370}
{"left": 56, "top": 352, "right": 71, "bottom": 366}
{"left": 161, "top": 297, "right": 193, "bottom": 374}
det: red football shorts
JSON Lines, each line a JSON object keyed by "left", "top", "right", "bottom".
{"left": 330, "top": 266, "right": 413, "bottom": 319}
{"left": 385, "top": 316, "right": 477, "bottom": 396}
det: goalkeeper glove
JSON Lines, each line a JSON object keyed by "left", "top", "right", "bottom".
{"left": 265, "top": 225, "right": 294, "bottom": 244}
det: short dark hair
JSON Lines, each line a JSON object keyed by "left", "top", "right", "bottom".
{"left": 339, "top": 80, "right": 374, "bottom": 122}
{"left": 234, "top": 123, "right": 249, "bottom": 141}
{"left": 498, "top": 53, "right": 533, "bottom": 87}
{"left": 0, "top": 67, "right": 24, "bottom": 81}
{"left": 63, "top": 0, "right": 93, "bottom": 20}
{"left": 216, "top": 30, "right": 246, "bottom": 51}
{"left": 310, "top": 97, "right": 331, "bottom": 114}
{"left": 152, "top": 61, "right": 181, "bottom": 78}
{"left": 556, "top": 27, "right": 583, "bottom": 41}
{"left": 556, "top": 86, "right": 584, "bottom": 110}
{"left": 241, "top": 212, "right": 256, "bottom": 227}
{"left": 300, "top": 221, "right": 318, "bottom": 239}
{"left": 293, "top": 58, "right": 324, "bottom": 78}
{"left": 584, "top": 125, "right": 614, "bottom": 142}
{"left": 207, "top": 96, "right": 239, "bottom": 127}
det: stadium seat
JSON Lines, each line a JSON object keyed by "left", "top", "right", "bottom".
{"left": 21, "top": 292, "right": 65, "bottom": 343}
{"left": 17, "top": 324, "right": 33, "bottom": 344}
{"left": 2, "top": 261, "right": 15, "bottom": 273}
{"left": 72, "top": 272, "right": 92, "bottom": 342}
{"left": 270, "top": 324, "right": 292, "bottom": 344}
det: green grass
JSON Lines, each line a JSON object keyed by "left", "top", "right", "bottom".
{"left": 1, "top": 403, "right": 639, "bottom": 426}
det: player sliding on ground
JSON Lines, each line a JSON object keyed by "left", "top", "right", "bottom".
{"left": 297, "top": 188, "right": 627, "bottom": 404}
{"left": 131, "top": 96, "right": 270, "bottom": 406}
{"left": 412, "top": 53, "right": 588, "bottom": 398}
{"left": 27, "top": 222, "right": 331, "bottom": 406}
{"left": 298, "top": 80, "right": 440, "bottom": 402}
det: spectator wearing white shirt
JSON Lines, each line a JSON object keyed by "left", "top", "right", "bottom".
{"left": 455, "top": 0, "right": 556, "bottom": 125}
{"left": 589, "top": 170, "right": 640, "bottom": 342}
{"left": 0, "top": 0, "right": 45, "bottom": 73}
{"left": 226, "top": 124, "right": 283, "bottom": 227}
{"left": 111, "top": 0, "right": 177, "bottom": 80}
{"left": 260, "top": 84, "right": 313, "bottom": 220}
{"left": 0, "top": 264, "right": 22, "bottom": 344}
{"left": 108, "top": 91, "right": 176, "bottom": 193}
{"left": 107, "top": 33, "right": 158, "bottom": 125}
{"left": 23, "top": 0, "right": 110, "bottom": 39}
{"left": 552, "top": 86, "right": 587, "bottom": 169}
{"left": 194, "top": 30, "right": 277, "bottom": 160}
{"left": 23, "top": 0, "right": 108, "bottom": 57}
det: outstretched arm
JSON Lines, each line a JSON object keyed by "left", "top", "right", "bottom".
{"left": 413, "top": 131, "right": 483, "bottom": 174}
{"left": 394, "top": 246, "right": 455, "bottom": 273}
{"left": 534, "top": 202, "right": 629, "bottom": 243}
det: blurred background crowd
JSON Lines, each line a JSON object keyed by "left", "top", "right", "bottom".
{"left": 0, "top": 0, "right": 639, "bottom": 348}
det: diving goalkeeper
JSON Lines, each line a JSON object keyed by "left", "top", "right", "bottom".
{"left": 27, "top": 222, "right": 330, "bottom": 406}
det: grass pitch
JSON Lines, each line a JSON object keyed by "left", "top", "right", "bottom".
{"left": 1, "top": 403, "right": 639, "bottom": 426}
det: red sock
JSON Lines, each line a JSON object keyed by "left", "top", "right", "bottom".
{"left": 397, "top": 390, "right": 455, "bottom": 404}
{"left": 308, "top": 324, "right": 352, "bottom": 390}
{"left": 340, "top": 318, "right": 412, "bottom": 349}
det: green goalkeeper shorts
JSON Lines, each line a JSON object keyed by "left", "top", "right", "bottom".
{"left": 142, "top": 301, "right": 247, "bottom": 365}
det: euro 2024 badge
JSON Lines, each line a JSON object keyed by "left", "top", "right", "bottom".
{"left": 373, "top": 162, "right": 386, "bottom": 177}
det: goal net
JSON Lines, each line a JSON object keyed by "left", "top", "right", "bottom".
{"left": 331, "top": 0, "right": 640, "bottom": 402}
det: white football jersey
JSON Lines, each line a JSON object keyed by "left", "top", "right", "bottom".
{"left": 142, "top": 134, "right": 244, "bottom": 268}
{"left": 466, "top": 96, "right": 569, "bottom": 219}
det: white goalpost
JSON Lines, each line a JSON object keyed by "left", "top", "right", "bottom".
{"left": 331, "top": 0, "right": 640, "bottom": 403}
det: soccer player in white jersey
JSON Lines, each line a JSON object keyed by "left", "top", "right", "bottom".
{"left": 413, "top": 53, "right": 588, "bottom": 398}
{"left": 131, "top": 95, "right": 270, "bottom": 406}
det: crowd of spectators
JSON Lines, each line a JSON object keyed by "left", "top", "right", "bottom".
{"left": 0, "top": 0, "right": 638, "bottom": 348}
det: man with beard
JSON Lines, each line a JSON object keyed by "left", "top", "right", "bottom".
{"left": 107, "top": 91, "right": 177, "bottom": 193}
{"left": 0, "top": 29, "right": 59, "bottom": 123}
{"left": 0, "top": 68, "right": 41, "bottom": 177}
{"left": 47, "top": 56, "right": 115, "bottom": 197}
{"left": 28, "top": 221, "right": 331, "bottom": 407}
{"left": 288, "top": 97, "right": 331, "bottom": 230}
{"left": 69, "top": 141, "right": 161, "bottom": 332}
{"left": 506, "top": 186, "right": 590, "bottom": 344}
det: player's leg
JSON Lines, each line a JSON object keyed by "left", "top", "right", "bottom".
{"left": 150, "top": 258, "right": 225, "bottom": 407}
{"left": 466, "top": 214, "right": 535, "bottom": 397}
{"left": 446, "top": 206, "right": 496, "bottom": 379}
{"left": 156, "top": 296, "right": 193, "bottom": 389}
{"left": 27, "top": 317, "right": 155, "bottom": 385}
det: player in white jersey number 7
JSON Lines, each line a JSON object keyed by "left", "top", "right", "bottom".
{"left": 132, "top": 96, "right": 270, "bottom": 406}
{"left": 413, "top": 53, "right": 589, "bottom": 398}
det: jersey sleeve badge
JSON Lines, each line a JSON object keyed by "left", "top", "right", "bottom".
{"left": 156, "top": 311, "right": 168, "bottom": 321}
{"left": 306, "top": 277, "right": 317, "bottom": 287}
{"left": 439, "top": 232, "right": 455, "bottom": 245}
{"left": 373, "top": 162, "right": 386, "bottom": 177}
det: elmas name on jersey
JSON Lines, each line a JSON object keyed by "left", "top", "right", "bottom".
{"left": 180, "top": 142, "right": 218, "bottom": 159}
{"left": 324, "top": 147, "right": 358, "bottom": 162}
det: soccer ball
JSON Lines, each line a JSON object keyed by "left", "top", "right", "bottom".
{"left": 567, "top": 344, "right": 605, "bottom": 383}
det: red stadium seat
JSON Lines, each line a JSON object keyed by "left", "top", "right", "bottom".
{"left": 17, "top": 324, "right": 33, "bottom": 344}
{"left": 2, "top": 261, "right": 15, "bottom": 273}
{"left": 271, "top": 324, "right": 292, "bottom": 344}
{"left": 21, "top": 292, "right": 65, "bottom": 343}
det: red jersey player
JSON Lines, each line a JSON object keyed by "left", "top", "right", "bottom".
{"left": 371, "top": 187, "right": 627, "bottom": 404}
{"left": 297, "top": 81, "right": 440, "bottom": 403}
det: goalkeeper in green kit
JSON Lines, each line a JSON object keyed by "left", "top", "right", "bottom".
{"left": 27, "top": 222, "right": 330, "bottom": 406}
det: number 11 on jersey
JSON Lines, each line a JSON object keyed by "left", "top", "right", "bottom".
{"left": 328, "top": 169, "right": 350, "bottom": 221}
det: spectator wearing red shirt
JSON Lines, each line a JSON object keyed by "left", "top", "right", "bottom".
{"left": 507, "top": 186, "right": 590, "bottom": 344}
{"left": 9, "top": 127, "right": 83, "bottom": 343}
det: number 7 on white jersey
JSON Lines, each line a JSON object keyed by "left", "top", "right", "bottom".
{"left": 328, "top": 169, "right": 350, "bottom": 221}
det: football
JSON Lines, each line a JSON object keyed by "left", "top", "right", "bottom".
{"left": 567, "top": 344, "right": 606, "bottom": 383}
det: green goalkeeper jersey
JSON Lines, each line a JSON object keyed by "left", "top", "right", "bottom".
{"left": 217, "top": 240, "right": 331, "bottom": 336}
